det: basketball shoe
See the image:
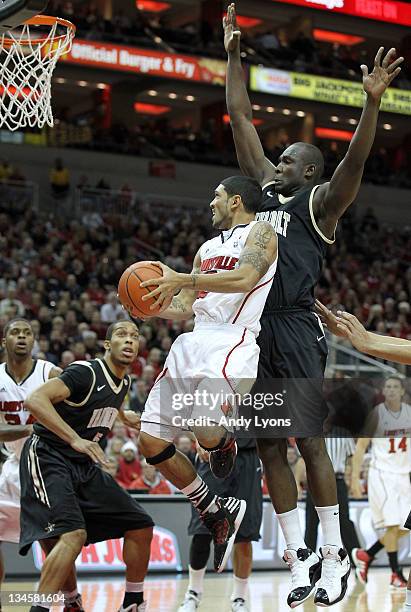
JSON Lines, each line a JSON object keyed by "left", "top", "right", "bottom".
{"left": 283, "top": 548, "right": 321, "bottom": 608}
{"left": 63, "top": 594, "right": 85, "bottom": 612}
{"left": 351, "top": 548, "right": 371, "bottom": 584}
{"left": 202, "top": 496, "right": 246, "bottom": 572}
{"left": 231, "top": 597, "right": 249, "bottom": 610}
{"left": 314, "top": 545, "right": 351, "bottom": 607}
{"left": 209, "top": 438, "right": 237, "bottom": 479}
{"left": 117, "top": 603, "right": 147, "bottom": 612}
{"left": 178, "top": 590, "right": 201, "bottom": 611}
{"left": 391, "top": 571, "right": 407, "bottom": 589}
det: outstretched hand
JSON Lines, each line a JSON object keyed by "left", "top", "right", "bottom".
{"left": 361, "top": 47, "right": 403, "bottom": 100}
{"left": 315, "top": 300, "right": 346, "bottom": 338}
{"left": 223, "top": 2, "right": 241, "bottom": 54}
{"left": 140, "top": 262, "right": 182, "bottom": 311}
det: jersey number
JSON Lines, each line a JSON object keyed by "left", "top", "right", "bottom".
{"left": 388, "top": 437, "right": 407, "bottom": 453}
{"left": 4, "top": 414, "right": 35, "bottom": 425}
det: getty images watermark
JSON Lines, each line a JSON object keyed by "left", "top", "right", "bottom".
{"left": 171, "top": 389, "right": 291, "bottom": 430}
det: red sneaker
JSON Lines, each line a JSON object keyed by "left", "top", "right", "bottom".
{"left": 352, "top": 548, "right": 372, "bottom": 584}
{"left": 63, "top": 594, "right": 85, "bottom": 612}
{"left": 390, "top": 571, "right": 407, "bottom": 589}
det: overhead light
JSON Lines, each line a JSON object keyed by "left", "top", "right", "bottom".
{"left": 330, "top": 115, "right": 339, "bottom": 122}
{"left": 134, "top": 102, "right": 170, "bottom": 115}
{"left": 154, "top": 36, "right": 163, "bottom": 43}
{"left": 96, "top": 83, "right": 108, "bottom": 89}
{"left": 136, "top": 1, "right": 170, "bottom": 11}
{"left": 383, "top": 123, "right": 392, "bottom": 130}
{"left": 348, "top": 118, "right": 357, "bottom": 125}
{"left": 313, "top": 29, "right": 364, "bottom": 46}
{"left": 78, "top": 80, "right": 88, "bottom": 87}
{"left": 186, "top": 95, "right": 195, "bottom": 101}
{"left": 240, "top": 51, "right": 247, "bottom": 58}
{"left": 168, "top": 93, "right": 177, "bottom": 99}
{"left": 252, "top": 104, "right": 261, "bottom": 111}
{"left": 296, "top": 111, "right": 306, "bottom": 117}
{"left": 55, "top": 77, "right": 66, "bottom": 84}
{"left": 148, "top": 90, "right": 158, "bottom": 96}
{"left": 282, "top": 108, "right": 291, "bottom": 115}
{"left": 266, "top": 106, "right": 275, "bottom": 113}
{"left": 315, "top": 127, "right": 353, "bottom": 142}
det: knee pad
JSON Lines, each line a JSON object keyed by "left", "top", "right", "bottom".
{"left": 146, "top": 444, "right": 176, "bottom": 465}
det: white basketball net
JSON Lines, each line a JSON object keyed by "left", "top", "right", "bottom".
{"left": 0, "top": 20, "right": 74, "bottom": 131}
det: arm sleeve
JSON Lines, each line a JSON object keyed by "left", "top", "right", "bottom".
{"left": 59, "top": 363, "right": 94, "bottom": 405}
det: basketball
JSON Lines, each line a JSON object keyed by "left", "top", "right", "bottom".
{"left": 118, "top": 261, "right": 172, "bottom": 318}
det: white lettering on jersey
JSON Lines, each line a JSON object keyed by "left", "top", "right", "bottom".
{"left": 256, "top": 210, "right": 291, "bottom": 237}
{"left": 371, "top": 403, "right": 411, "bottom": 474}
{"left": 192, "top": 221, "right": 277, "bottom": 336}
{"left": 0, "top": 360, "right": 54, "bottom": 458}
{"left": 87, "top": 407, "right": 118, "bottom": 429}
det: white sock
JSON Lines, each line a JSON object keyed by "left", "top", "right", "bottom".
{"left": 125, "top": 580, "right": 144, "bottom": 593}
{"left": 407, "top": 588, "right": 411, "bottom": 605}
{"left": 232, "top": 575, "right": 249, "bottom": 601}
{"left": 182, "top": 475, "right": 219, "bottom": 514}
{"left": 315, "top": 504, "right": 343, "bottom": 548}
{"left": 188, "top": 565, "right": 206, "bottom": 595}
{"left": 277, "top": 507, "right": 306, "bottom": 551}
{"left": 63, "top": 588, "right": 79, "bottom": 602}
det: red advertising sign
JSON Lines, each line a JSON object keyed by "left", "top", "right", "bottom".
{"left": 32, "top": 527, "right": 181, "bottom": 572}
{"left": 61, "top": 39, "right": 226, "bottom": 85}
{"left": 273, "top": 0, "right": 411, "bottom": 26}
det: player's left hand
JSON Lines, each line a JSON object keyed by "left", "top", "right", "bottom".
{"left": 121, "top": 410, "right": 141, "bottom": 432}
{"left": 362, "top": 47, "right": 404, "bottom": 100}
{"left": 315, "top": 300, "right": 346, "bottom": 337}
{"left": 141, "top": 262, "right": 183, "bottom": 310}
{"left": 335, "top": 311, "right": 370, "bottom": 353}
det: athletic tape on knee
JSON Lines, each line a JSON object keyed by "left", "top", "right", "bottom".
{"left": 146, "top": 444, "right": 176, "bottom": 465}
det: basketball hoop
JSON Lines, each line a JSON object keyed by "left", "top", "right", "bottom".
{"left": 0, "top": 15, "right": 76, "bottom": 131}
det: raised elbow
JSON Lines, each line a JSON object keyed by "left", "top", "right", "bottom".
{"left": 229, "top": 112, "right": 253, "bottom": 128}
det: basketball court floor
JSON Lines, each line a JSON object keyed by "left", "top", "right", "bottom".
{"left": 2, "top": 569, "right": 407, "bottom": 611}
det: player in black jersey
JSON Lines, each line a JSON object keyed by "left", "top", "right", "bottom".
{"left": 20, "top": 320, "right": 154, "bottom": 612}
{"left": 178, "top": 438, "right": 262, "bottom": 612}
{"left": 224, "top": 3, "right": 404, "bottom": 608}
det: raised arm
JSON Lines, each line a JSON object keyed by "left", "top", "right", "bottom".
{"left": 224, "top": 3, "right": 275, "bottom": 185}
{"left": 313, "top": 47, "right": 403, "bottom": 238}
{"left": 25, "top": 378, "right": 108, "bottom": 465}
{"left": 141, "top": 221, "right": 278, "bottom": 310}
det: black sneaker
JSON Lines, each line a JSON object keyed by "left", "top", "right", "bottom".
{"left": 202, "top": 496, "right": 246, "bottom": 572}
{"left": 209, "top": 438, "right": 237, "bottom": 479}
{"left": 283, "top": 548, "right": 321, "bottom": 608}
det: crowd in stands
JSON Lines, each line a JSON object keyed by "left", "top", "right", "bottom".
{"left": 48, "top": 0, "right": 411, "bottom": 87}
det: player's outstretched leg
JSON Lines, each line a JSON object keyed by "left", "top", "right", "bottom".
{"left": 117, "top": 526, "right": 153, "bottom": 612}
{"left": 178, "top": 534, "right": 211, "bottom": 611}
{"left": 139, "top": 433, "right": 246, "bottom": 572}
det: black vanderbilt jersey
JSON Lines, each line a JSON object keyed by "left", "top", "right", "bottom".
{"left": 256, "top": 183, "right": 333, "bottom": 311}
{"left": 34, "top": 359, "right": 130, "bottom": 460}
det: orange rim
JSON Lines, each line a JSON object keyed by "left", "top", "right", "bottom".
{"left": 1, "top": 15, "right": 76, "bottom": 48}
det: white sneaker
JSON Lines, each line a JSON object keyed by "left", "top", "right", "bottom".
{"left": 314, "top": 545, "right": 351, "bottom": 607}
{"left": 231, "top": 598, "right": 249, "bottom": 611}
{"left": 118, "top": 603, "right": 147, "bottom": 612}
{"left": 178, "top": 590, "right": 201, "bottom": 611}
{"left": 283, "top": 548, "right": 321, "bottom": 608}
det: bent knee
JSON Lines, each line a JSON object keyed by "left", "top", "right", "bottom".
{"left": 257, "top": 438, "right": 287, "bottom": 463}
{"left": 297, "top": 436, "right": 326, "bottom": 459}
{"left": 138, "top": 432, "right": 168, "bottom": 457}
{"left": 125, "top": 526, "right": 153, "bottom": 544}
{"left": 59, "top": 528, "right": 87, "bottom": 551}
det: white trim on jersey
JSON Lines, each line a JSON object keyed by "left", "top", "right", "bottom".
{"left": 308, "top": 184, "right": 336, "bottom": 245}
{"left": 97, "top": 359, "right": 128, "bottom": 394}
{"left": 28, "top": 435, "right": 50, "bottom": 508}
{"left": 64, "top": 361, "right": 96, "bottom": 408}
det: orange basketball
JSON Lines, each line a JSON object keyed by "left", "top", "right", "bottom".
{"left": 118, "top": 261, "right": 172, "bottom": 318}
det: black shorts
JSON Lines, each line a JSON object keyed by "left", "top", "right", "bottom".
{"left": 188, "top": 449, "right": 262, "bottom": 542}
{"left": 19, "top": 435, "right": 154, "bottom": 556}
{"left": 252, "top": 310, "right": 328, "bottom": 438}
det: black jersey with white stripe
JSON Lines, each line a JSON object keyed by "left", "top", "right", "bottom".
{"left": 256, "top": 184, "right": 333, "bottom": 311}
{"left": 34, "top": 359, "right": 130, "bottom": 460}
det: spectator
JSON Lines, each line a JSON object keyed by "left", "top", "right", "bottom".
{"left": 117, "top": 441, "right": 142, "bottom": 488}
{"left": 130, "top": 460, "right": 173, "bottom": 494}
{"left": 101, "top": 291, "right": 125, "bottom": 323}
{"left": 0, "top": 286, "right": 25, "bottom": 317}
{"left": 175, "top": 434, "right": 196, "bottom": 463}
{"left": 50, "top": 158, "right": 70, "bottom": 198}
{"left": 60, "top": 350, "right": 75, "bottom": 369}
{"left": 129, "top": 378, "right": 148, "bottom": 413}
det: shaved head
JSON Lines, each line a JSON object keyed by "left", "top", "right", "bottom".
{"left": 293, "top": 142, "right": 324, "bottom": 182}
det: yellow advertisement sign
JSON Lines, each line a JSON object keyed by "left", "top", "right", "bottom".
{"left": 249, "top": 66, "right": 411, "bottom": 116}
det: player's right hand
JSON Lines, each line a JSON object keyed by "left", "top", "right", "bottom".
{"left": 223, "top": 3, "right": 241, "bottom": 54}
{"left": 70, "top": 437, "right": 110, "bottom": 468}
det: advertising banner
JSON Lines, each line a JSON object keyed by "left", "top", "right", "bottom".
{"left": 250, "top": 66, "right": 411, "bottom": 115}
{"left": 60, "top": 39, "right": 226, "bottom": 86}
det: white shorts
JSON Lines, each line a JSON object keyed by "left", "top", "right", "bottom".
{"left": 141, "top": 323, "right": 259, "bottom": 443}
{"left": 0, "top": 455, "right": 21, "bottom": 543}
{"left": 368, "top": 466, "right": 411, "bottom": 530}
